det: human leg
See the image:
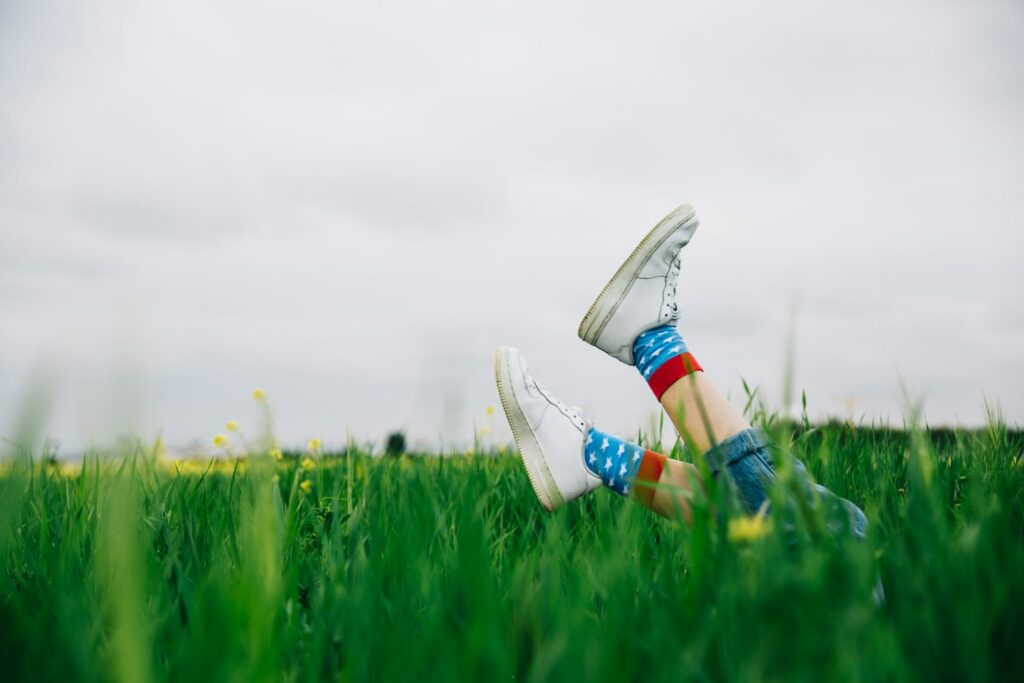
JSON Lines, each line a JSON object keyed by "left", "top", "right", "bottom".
{"left": 632, "top": 325, "right": 750, "bottom": 456}
{"left": 578, "top": 204, "right": 870, "bottom": 534}
{"left": 493, "top": 346, "right": 698, "bottom": 521}
{"left": 648, "top": 457, "right": 701, "bottom": 522}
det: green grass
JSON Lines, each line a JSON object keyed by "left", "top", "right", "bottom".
{"left": 2, "top": 421, "right": 1023, "bottom": 682}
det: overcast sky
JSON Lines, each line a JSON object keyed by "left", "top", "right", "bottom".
{"left": 2, "top": 0, "right": 1022, "bottom": 454}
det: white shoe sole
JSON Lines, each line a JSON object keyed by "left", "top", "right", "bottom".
{"left": 577, "top": 204, "right": 698, "bottom": 362}
{"left": 493, "top": 347, "right": 564, "bottom": 511}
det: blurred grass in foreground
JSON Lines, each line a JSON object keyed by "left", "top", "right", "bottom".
{"left": 1, "top": 421, "right": 1023, "bottom": 682}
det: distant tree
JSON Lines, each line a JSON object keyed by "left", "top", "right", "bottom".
{"left": 385, "top": 431, "right": 406, "bottom": 457}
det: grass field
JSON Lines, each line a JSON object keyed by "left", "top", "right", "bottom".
{"left": 2, "top": 415, "right": 1023, "bottom": 682}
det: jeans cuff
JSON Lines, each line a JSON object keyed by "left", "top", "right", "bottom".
{"left": 703, "top": 427, "right": 770, "bottom": 475}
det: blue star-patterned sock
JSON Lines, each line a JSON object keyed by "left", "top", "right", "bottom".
{"left": 633, "top": 326, "right": 702, "bottom": 399}
{"left": 584, "top": 426, "right": 650, "bottom": 496}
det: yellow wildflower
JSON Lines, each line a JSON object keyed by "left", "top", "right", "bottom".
{"left": 178, "top": 459, "right": 205, "bottom": 476}
{"left": 271, "top": 473, "right": 280, "bottom": 485}
{"left": 58, "top": 461, "right": 82, "bottom": 477}
{"left": 478, "top": 426, "right": 490, "bottom": 437}
{"left": 270, "top": 448, "right": 283, "bottom": 461}
{"left": 301, "top": 456, "right": 315, "bottom": 471}
{"left": 225, "top": 420, "right": 239, "bottom": 432}
{"left": 307, "top": 437, "right": 322, "bottom": 453}
{"left": 212, "top": 434, "right": 229, "bottom": 449}
{"left": 485, "top": 405, "right": 495, "bottom": 416}
{"left": 213, "top": 459, "right": 238, "bottom": 475}
{"left": 252, "top": 388, "right": 267, "bottom": 401}
{"left": 727, "top": 513, "right": 772, "bottom": 543}
{"left": 299, "top": 479, "right": 313, "bottom": 494}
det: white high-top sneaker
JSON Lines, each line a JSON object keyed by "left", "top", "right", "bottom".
{"left": 578, "top": 204, "right": 698, "bottom": 365}
{"left": 493, "top": 346, "right": 602, "bottom": 510}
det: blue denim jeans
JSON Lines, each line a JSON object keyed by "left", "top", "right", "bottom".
{"left": 703, "top": 428, "right": 868, "bottom": 539}
{"left": 702, "top": 427, "right": 884, "bottom": 601}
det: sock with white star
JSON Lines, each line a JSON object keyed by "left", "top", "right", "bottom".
{"left": 633, "top": 325, "right": 702, "bottom": 400}
{"left": 584, "top": 426, "right": 667, "bottom": 506}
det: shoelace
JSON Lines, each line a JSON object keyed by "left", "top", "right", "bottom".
{"left": 662, "top": 256, "right": 681, "bottom": 320}
{"left": 531, "top": 379, "right": 587, "bottom": 431}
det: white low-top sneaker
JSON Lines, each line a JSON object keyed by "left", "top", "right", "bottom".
{"left": 494, "top": 346, "right": 602, "bottom": 510}
{"left": 578, "top": 204, "right": 699, "bottom": 365}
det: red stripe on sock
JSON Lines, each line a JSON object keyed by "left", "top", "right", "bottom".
{"left": 633, "top": 449, "right": 667, "bottom": 507}
{"left": 647, "top": 352, "right": 702, "bottom": 400}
